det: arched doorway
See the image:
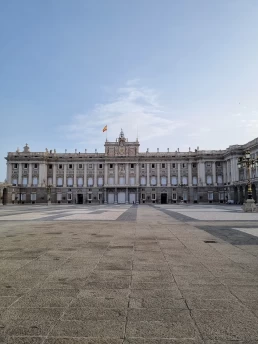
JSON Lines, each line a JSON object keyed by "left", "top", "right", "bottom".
{"left": 2, "top": 188, "right": 8, "bottom": 205}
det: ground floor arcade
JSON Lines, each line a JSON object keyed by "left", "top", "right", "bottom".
{"left": 2, "top": 183, "right": 257, "bottom": 205}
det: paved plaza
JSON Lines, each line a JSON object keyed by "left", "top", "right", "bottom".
{"left": 0, "top": 204, "right": 258, "bottom": 344}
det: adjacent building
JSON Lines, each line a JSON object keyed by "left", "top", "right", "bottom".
{"left": 3, "top": 130, "right": 258, "bottom": 205}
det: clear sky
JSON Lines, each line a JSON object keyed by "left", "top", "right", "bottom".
{"left": 1, "top": 0, "right": 258, "bottom": 181}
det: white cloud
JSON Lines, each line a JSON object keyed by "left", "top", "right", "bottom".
{"left": 60, "top": 82, "right": 187, "bottom": 149}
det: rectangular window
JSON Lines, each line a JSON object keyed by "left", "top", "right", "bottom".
{"left": 110, "top": 164, "right": 113, "bottom": 169}
{"left": 88, "top": 177, "right": 93, "bottom": 186}
{"left": 131, "top": 164, "right": 134, "bottom": 169}
{"left": 48, "top": 177, "right": 52, "bottom": 186}
{"left": 151, "top": 176, "right": 156, "bottom": 186}
{"left": 31, "top": 193, "right": 36, "bottom": 201}
{"left": 34, "top": 164, "right": 38, "bottom": 169}
{"left": 49, "top": 164, "right": 52, "bottom": 169}
{"left": 192, "top": 176, "right": 197, "bottom": 185}
{"left": 99, "top": 164, "right": 103, "bottom": 169}
{"left": 67, "top": 177, "right": 73, "bottom": 187}
{"left": 108, "top": 177, "right": 114, "bottom": 185}
{"left": 57, "top": 177, "right": 63, "bottom": 186}
{"left": 98, "top": 193, "right": 102, "bottom": 201}
{"left": 69, "top": 164, "right": 73, "bottom": 169}
{"left": 24, "top": 163, "right": 28, "bottom": 169}
{"left": 22, "top": 177, "right": 28, "bottom": 186}
{"left": 171, "top": 176, "right": 177, "bottom": 185}
{"left": 67, "top": 193, "right": 72, "bottom": 201}
{"left": 206, "top": 163, "right": 211, "bottom": 167}
{"left": 172, "top": 193, "right": 177, "bottom": 200}
{"left": 172, "top": 163, "right": 176, "bottom": 168}
{"left": 13, "top": 163, "right": 18, "bottom": 169}
{"left": 151, "top": 193, "right": 156, "bottom": 200}
{"left": 21, "top": 193, "right": 26, "bottom": 201}
{"left": 141, "top": 194, "right": 146, "bottom": 200}
{"left": 151, "top": 163, "right": 155, "bottom": 169}
{"left": 12, "top": 179, "right": 17, "bottom": 186}
{"left": 88, "top": 193, "right": 92, "bottom": 200}
{"left": 208, "top": 192, "right": 214, "bottom": 201}
{"left": 141, "top": 164, "right": 145, "bottom": 168}
{"left": 182, "top": 176, "right": 188, "bottom": 185}
{"left": 119, "top": 177, "right": 125, "bottom": 185}
{"left": 217, "top": 175, "right": 223, "bottom": 184}
{"left": 98, "top": 177, "right": 103, "bottom": 186}
{"left": 57, "top": 193, "right": 62, "bottom": 201}
{"left": 89, "top": 164, "right": 93, "bottom": 169}
{"left": 193, "top": 163, "right": 196, "bottom": 168}
{"left": 130, "top": 177, "right": 135, "bottom": 186}
{"left": 32, "top": 177, "right": 38, "bottom": 186}
{"left": 182, "top": 163, "right": 185, "bottom": 168}
{"left": 206, "top": 175, "right": 212, "bottom": 185}
{"left": 217, "top": 162, "right": 221, "bottom": 167}
{"left": 140, "top": 176, "right": 146, "bottom": 185}
{"left": 79, "top": 164, "right": 83, "bottom": 169}
{"left": 59, "top": 164, "right": 63, "bottom": 169}
{"left": 161, "top": 163, "right": 165, "bottom": 169}
{"left": 161, "top": 176, "right": 167, "bottom": 186}
{"left": 78, "top": 177, "right": 83, "bottom": 187}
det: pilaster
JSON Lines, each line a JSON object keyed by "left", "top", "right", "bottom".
{"left": 212, "top": 162, "right": 216, "bottom": 185}
{"left": 73, "top": 163, "right": 77, "bottom": 187}
{"left": 64, "top": 164, "right": 67, "bottom": 187}
{"left": 167, "top": 163, "right": 171, "bottom": 186}
{"left": 28, "top": 163, "right": 32, "bottom": 186}
{"left": 93, "top": 164, "right": 97, "bottom": 187}
{"left": 188, "top": 162, "right": 192, "bottom": 187}
{"left": 53, "top": 164, "right": 57, "bottom": 187}
{"left": 84, "top": 163, "right": 87, "bottom": 187}
{"left": 157, "top": 163, "right": 160, "bottom": 187}
{"left": 147, "top": 163, "right": 150, "bottom": 187}
{"left": 18, "top": 163, "right": 22, "bottom": 186}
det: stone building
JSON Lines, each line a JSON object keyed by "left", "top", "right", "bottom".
{"left": 3, "top": 130, "right": 258, "bottom": 205}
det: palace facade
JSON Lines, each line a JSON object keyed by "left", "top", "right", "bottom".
{"left": 2, "top": 130, "right": 258, "bottom": 205}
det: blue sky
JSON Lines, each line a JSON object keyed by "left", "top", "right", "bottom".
{"left": 1, "top": 0, "right": 258, "bottom": 181}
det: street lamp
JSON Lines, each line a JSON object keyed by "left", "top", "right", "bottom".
{"left": 237, "top": 151, "right": 258, "bottom": 212}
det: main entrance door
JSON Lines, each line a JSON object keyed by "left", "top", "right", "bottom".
{"left": 129, "top": 193, "right": 136, "bottom": 204}
{"left": 118, "top": 192, "right": 126, "bottom": 204}
{"left": 161, "top": 193, "right": 167, "bottom": 204}
{"left": 77, "top": 194, "right": 83, "bottom": 204}
{"left": 108, "top": 193, "right": 115, "bottom": 204}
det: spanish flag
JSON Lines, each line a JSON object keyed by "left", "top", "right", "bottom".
{"left": 102, "top": 125, "right": 107, "bottom": 132}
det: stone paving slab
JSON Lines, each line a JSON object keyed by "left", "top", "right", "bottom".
{"left": 0, "top": 205, "right": 258, "bottom": 343}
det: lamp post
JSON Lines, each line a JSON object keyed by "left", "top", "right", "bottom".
{"left": 237, "top": 151, "right": 258, "bottom": 212}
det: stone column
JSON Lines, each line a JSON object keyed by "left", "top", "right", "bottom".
{"left": 199, "top": 162, "right": 206, "bottom": 186}
{"left": 104, "top": 188, "right": 107, "bottom": 204}
{"left": 227, "top": 160, "right": 231, "bottom": 184}
{"left": 53, "top": 164, "right": 57, "bottom": 187}
{"left": 73, "top": 163, "right": 77, "bottom": 187}
{"left": 104, "top": 164, "right": 108, "bottom": 185}
{"left": 126, "top": 188, "right": 128, "bottom": 204}
{"left": 136, "top": 187, "right": 139, "bottom": 204}
{"left": 212, "top": 162, "right": 216, "bottom": 185}
{"left": 167, "top": 163, "right": 171, "bottom": 186}
{"left": 223, "top": 161, "right": 227, "bottom": 185}
{"left": 178, "top": 163, "right": 181, "bottom": 185}
{"left": 84, "top": 163, "right": 87, "bottom": 187}
{"left": 18, "top": 163, "right": 22, "bottom": 186}
{"left": 157, "top": 163, "right": 160, "bottom": 186}
{"left": 188, "top": 162, "right": 192, "bottom": 186}
{"left": 136, "top": 163, "right": 139, "bottom": 185}
{"left": 93, "top": 164, "right": 97, "bottom": 187}
{"left": 234, "top": 158, "right": 239, "bottom": 182}
{"left": 114, "top": 187, "right": 117, "bottom": 204}
{"left": 147, "top": 163, "right": 150, "bottom": 186}
{"left": 28, "top": 163, "right": 32, "bottom": 186}
{"left": 39, "top": 164, "right": 43, "bottom": 187}
{"left": 125, "top": 163, "right": 129, "bottom": 185}
{"left": 115, "top": 164, "right": 118, "bottom": 185}
{"left": 63, "top": 164, "right": 67, "bottom": 187}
